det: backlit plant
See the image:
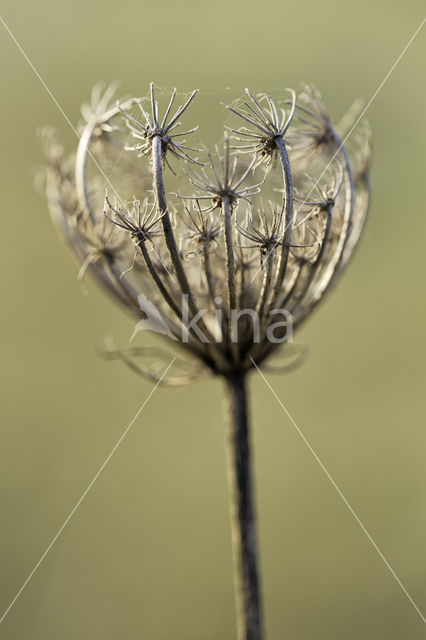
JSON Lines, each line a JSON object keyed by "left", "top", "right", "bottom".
{"left": 42, "top": 82, "right": 371, "bottom": 640}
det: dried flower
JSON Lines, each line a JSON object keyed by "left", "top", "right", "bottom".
{"left": 42, "top": 82, "right": 371, "bottom": 376}
{"left": 41, "top": 82, "right": 372, "bottom": 640}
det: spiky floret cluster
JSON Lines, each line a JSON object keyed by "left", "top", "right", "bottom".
{"left": 42, "top": 82, "right": 371, "bottom": 382}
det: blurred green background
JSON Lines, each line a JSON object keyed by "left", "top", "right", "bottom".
{"left": 0, "top": 1, "right": 425, "bottom": 638}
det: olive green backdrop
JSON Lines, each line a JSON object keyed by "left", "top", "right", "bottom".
{"left": 0, "top": 1, "right": 425, "bottom": 638}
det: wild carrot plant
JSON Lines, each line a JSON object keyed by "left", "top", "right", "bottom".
{"left": 42, "top": 82, "right": 371, "bottom": 640}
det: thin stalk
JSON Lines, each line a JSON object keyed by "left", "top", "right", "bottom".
{"left": 223, "top": 195, "right": 239, "bottom": 362}
{"left": 258, "top": 204, "right": 334, "bottom": 363}
{"left": 267, "top": 201, "right": 333, "bottom": 341}
{"left": 202, "top": 245, "right": 228, "bottom": 344}
{"left": 244, "top": 250, "right": 275, "bottom": 365}
{"left": 152, "top": 136, "right": 228, "bottom": 371}
{"left": 151, "top": 135, "right": 193, "bottom": 295}
{"left": 224, "top": 374, "right": 263, "bottom": 640}
{"left": 237, "top": 259, "right": 247, "bottom": 311}
{"left": 138, "top": 240, "right": 181, "bottom": 318}
{"left": 75, "top": 121, "right": 141, "bottom": 312}
{"left": 223, "top": 195, "right": 238, "bottom": 313}
{"left": 75, "top": 124, "right": 97, "bottom": 225}
{"left": 202, "top": 243, "right": 216, "bottom": 306}
{"left": 292, "top": 202, "right": 333, "bottom": 303}
{"left": 247, "top": 137, "right": 294, "bottom": 364}
{"left": 288, "top": 105, "right": 355, "bottom": 280}
{"left": 256, "top": 248, "right": 275, "bottom": 322}
{"left": 328, "top": 129, "right": 355, "bottom": 271}
{"left": 268, "top": 136, "right": 294, "bottom": 310}
{"left": 296, "top": 130, "right": 354, "bottom": 313}
{"left": 277, "top": 259, "right": 305, "bottom": 309}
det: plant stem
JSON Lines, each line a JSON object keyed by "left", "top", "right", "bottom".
{"left": 269, "top": 136, "right": 293, "bottom": 308}
{"left": 151, "top": 135, "right": 191, "bottom": 294}
{"left": 224, "top": 374, "right": 263, "bottom": 640}
{"left": 151, "top": 135, "right": 228, "bottom": 372}
{"left": 223, "top": 195, "right": 237, "bottom": 314}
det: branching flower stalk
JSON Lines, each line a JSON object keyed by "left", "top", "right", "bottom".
{"left": 41, "top": 82, "right": 372, "bottom": 640}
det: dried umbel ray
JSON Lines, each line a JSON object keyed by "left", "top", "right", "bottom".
{"left": 41, "top": 82, "right": 371, "bottom": 640}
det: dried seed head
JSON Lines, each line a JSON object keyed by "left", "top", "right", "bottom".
{"left": 42, "top": 82, "right": 372, "bottom": 380}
